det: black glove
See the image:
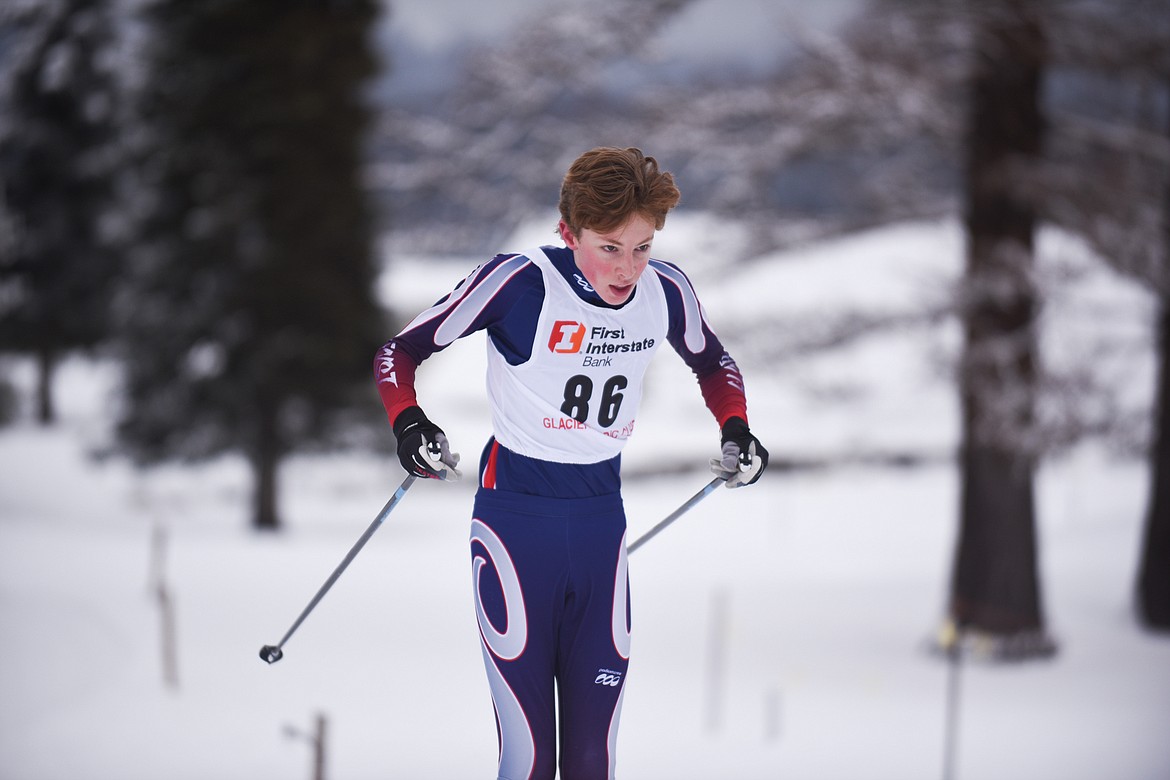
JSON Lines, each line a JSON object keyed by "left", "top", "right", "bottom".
{"left": 709, "top": 416, "right": 768, "bottom": 488}
{"left": 393, "top": 406, "right": 461, "bottom": 480}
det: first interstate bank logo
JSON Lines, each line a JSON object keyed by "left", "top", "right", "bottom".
{"left": 547, "top": 321, "right": 654, "bottom": 366}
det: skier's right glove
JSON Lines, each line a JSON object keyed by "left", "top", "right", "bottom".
{"left": 709, "top": 416, "right": 768, "bottom": 488}
{"left": 393, "top": 406, "right": 461, "bottom": 481}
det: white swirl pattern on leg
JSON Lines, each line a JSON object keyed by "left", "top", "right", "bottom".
{"left": 611, "top": 532, "right": 631, "bottom": 659}
{"left": 471, "top": 518, "right": 534, "bottom": 779}
{"left": 471, "top": 518, "right": 527, "bottom": 661}
{"left": 607, "top": 680, "right": 626, "bottom": 780}
{"left": 480, "top": 642, "right": 535, "bottom": 780}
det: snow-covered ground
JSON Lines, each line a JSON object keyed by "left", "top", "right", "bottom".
{"left": 2, "top": 218, "right": 1168, "bottom": 780}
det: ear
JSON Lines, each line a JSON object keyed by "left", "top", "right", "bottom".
{"left": 558, "top": 220, "right": 579, "bottom": 250}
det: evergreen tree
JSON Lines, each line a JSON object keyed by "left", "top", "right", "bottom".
{"left": 0, "top": 0, "right": 121, "bottom": 424}
{"left": 120, "top": 0, "right": 385, "bottom": 530}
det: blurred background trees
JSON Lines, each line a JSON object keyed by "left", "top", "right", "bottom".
{"left": 0, "top": 0, "right": 1166, "bottom": 624}
{"left": 1036, "top": 0, "right": 1170, "bottom": 631}
{"left": 369, "top": 0, "right": 696, "bottom": 252}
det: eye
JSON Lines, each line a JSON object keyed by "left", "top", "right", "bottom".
{"left": 635, "top": 243, "right": 652, "bottom": 253}
{"left": 601, "top": 245, "right": 619, "bottom": 253}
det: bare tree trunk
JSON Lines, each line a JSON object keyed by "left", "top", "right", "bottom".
{"left": 1138, "top": 297, "right": 1170, "bottom": 629}
{"left": 36, "top": 346, "right": 56, "bottom": 425}
{"left": 947, "top": 1, "right": 1055, "bottom": 658}
{"left": 312, "top": 713, "right": 327, "bottom": 780}
{"left": 1135, "top": 80, "right": 1170, "bottom": 631}
{"left": 252, "top": 402, "right": 281, "bottom": 531}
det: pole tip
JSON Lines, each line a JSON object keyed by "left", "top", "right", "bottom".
{"left": 259, "top": 645, "right": 283, "bottom": 664}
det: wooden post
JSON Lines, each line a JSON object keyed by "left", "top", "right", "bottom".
{"left": 150, "top": 522, "right": 179, "bottom": 690}
{"left": 312, "top": 713, "right": 327, "bottom": 780}
{"left": 285, "top": 712, "right": 328, "bottom": 780}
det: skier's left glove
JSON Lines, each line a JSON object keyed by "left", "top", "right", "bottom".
{"left": 393, "top": 406, "right": 462, "bottom": 481}
{"left": 709, "top": 416, "right": 768, "bottom": 488}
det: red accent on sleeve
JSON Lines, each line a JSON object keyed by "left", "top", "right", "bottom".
{"left": 373, "top": 341, "right": 420, "bottom": 427}
{"left": 697, "top": 365, "right": 748, "bottom": 429}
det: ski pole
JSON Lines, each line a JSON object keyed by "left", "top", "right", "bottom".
{"left": 259, "top": 475, "right": 417, "bottom": 664}
{"left": 627, "top": 475, "right": 727, "bottom": 555}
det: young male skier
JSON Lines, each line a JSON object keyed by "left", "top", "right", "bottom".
{"left": 375, "top": 146, "right": 768, "bottom": 780}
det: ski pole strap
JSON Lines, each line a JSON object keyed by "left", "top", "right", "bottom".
{"left": 627, "top": 476, "right": 726, "bottom": 555}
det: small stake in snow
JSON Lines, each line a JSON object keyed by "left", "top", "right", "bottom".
{"left": 284, "top": 712, "right": 328, "bottom": 780}
{"left": 259, "top": 475, "right": 417, "bottom": 664}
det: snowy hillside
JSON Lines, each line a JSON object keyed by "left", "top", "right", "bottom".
{"left": 2, "top": 217, "right": 1168, "bottom": 780}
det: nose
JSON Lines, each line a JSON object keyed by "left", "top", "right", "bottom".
{"left": 614, "top": 251, "right": 636, "bottom": 281}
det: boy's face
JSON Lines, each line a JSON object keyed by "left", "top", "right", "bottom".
{"left": 560, "top": 213, "right": 656, "bottom": 305}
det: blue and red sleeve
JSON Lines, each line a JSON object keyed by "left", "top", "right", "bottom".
{"left": 374, "top": 253, "right": 544, "bottom": 427}
{"left": 651, "top": 260, "right": 749, "bottom": 427}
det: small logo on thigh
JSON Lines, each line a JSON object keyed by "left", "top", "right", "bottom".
{"left": 594, "top": 668, "right": 623, "bottom": 687}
